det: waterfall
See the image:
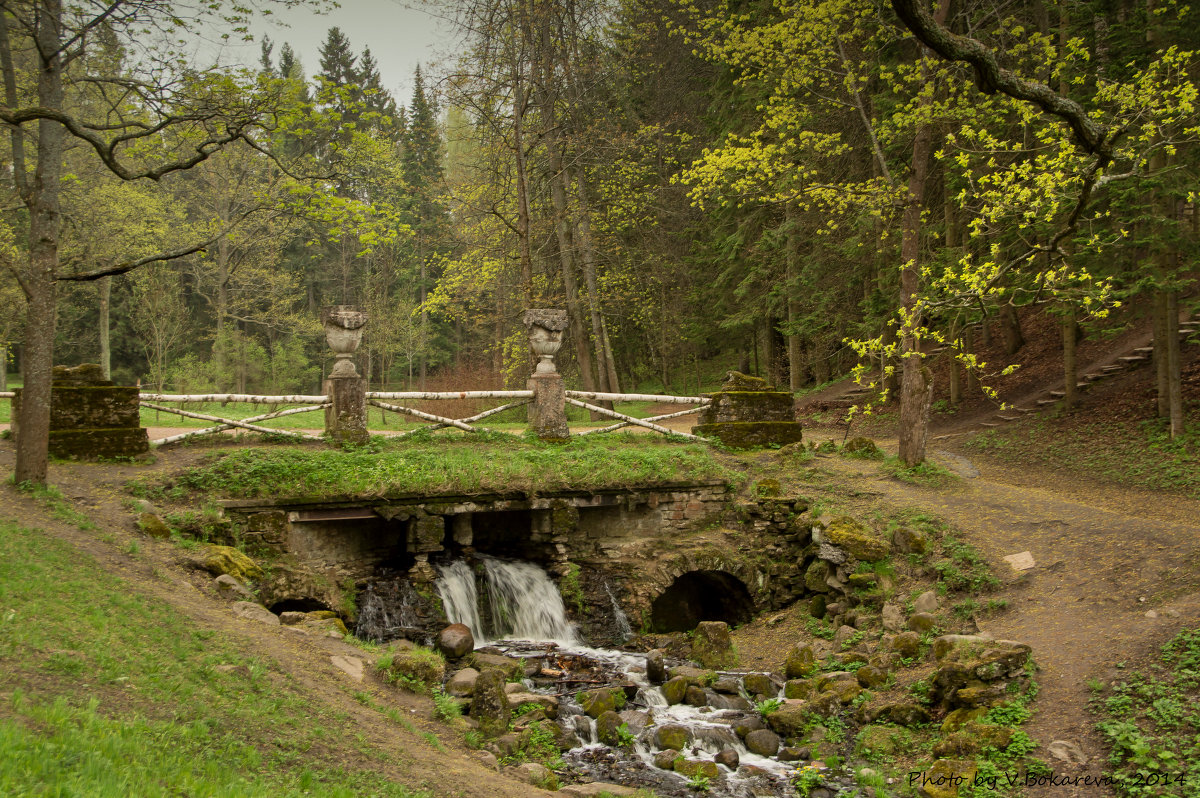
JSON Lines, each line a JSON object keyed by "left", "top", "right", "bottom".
{"left": 604, "top": 580, "right": 633, "bottom": 643}
{"left": 436, "top": 555, "right": 577, "bottom": 645}
{"left": 436, "top": 560, "right": 485, "bottom": 641}
{"left": 355, "top": 577, "right": 426, "bottom": 643}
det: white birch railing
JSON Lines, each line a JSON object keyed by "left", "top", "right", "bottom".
{"left": 136, "top": 393, "right": 330, "bottom": 446}
{"left": 564, "top": 391, "right": 711, "bottom": 441}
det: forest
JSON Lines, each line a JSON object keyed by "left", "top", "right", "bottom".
{"left": 0, "top": 0, "right": 1197, "bottom": 482}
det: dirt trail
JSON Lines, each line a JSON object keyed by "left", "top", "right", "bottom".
{"left": 803, "top": 434, "right": 1200, "bottom": 797}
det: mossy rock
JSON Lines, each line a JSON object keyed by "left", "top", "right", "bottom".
{"left": 941, "top": 707, "right": 987, "bottom": 733}
{"left": 578, "top": 686, "right": 626, "bottom": 718}
{"left": 595, "top": 711, "right": 625, "bottom": 746}
{"left": 855, "top": 664, "right": 889, "bottom": 689}
{"left": 691, "top": 621, "right": 738, "bottom": 670}
{"left": 755, "top": 478, "right": 782, "bottom": 498}
{"left": 857, "top": 699, "right": 931, "bottom": 726}
{"left": 137, "top": 513, "right": 170, "bottom": 539}
{"left": 661, "top": 676, "right": 689, "bottom": 705}
{"left": 380, "top": 643, "right": 446, "bottom": 690}
{"left": 743, "top": 673, "right": 777, "bottom": 697}
{"left": 467, "top": 651, "right": 525, "bottom": 681}
{"left": 842, "top": 437, "right": 883, "bottom": 458}
{"left": 654, "top": 724, "right": 692, "bottom": 752}
{"left": 784, "top": 679, "right": 815, "bottom": 700}
{"left": 198, "top": 545, "right": 264, "bottom": 584}
{"left": 721, "top": 371, "right": 773, "bottom": 391}
{"left": 855, "top": 724, "right": 913, "bottom": 758}
{"left": 673, "top": 758, "right": 720, "bottom": 781}
{"left": 825, "top": 516, "right": 889, "bottom": 562}
{"left": 804, "top": 560, "right": 832, "bottom": 593}
{"left": 784, "top": 644, "right": 817, "bottom": 679}
{"left": 917, "top": 759, "right": 977, "bottom": 798}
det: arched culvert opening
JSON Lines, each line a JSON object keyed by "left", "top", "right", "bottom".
{"left": 269, "top": 597, "right": 334, "bottom": 615}
{"left": 649, "top": 570, "right": 755, "bottom": 632}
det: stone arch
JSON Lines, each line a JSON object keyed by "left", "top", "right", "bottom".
{"left": 268, "top": 597, "right": 334, "bottom": 614}
{"left": 649, "top": 569, "right": 755, "bottom": 632}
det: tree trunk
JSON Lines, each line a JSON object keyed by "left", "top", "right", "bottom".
{"left": 1001, "top": 304, "right": 1024, "bottom": 355}
{"left": 948, "top": 331, "right": 961, "bottom": 406}
{"left": 965, "top": 326, "right": 980, "bottom": 395}
{"left": 897, "top": 0, "right": 949, "bottom": 466}
{"left": 1062, "top": 305, "right": 1078, "bottom": 409}
{"left": 14, "top": 0, "right": 65, "bottom": 485}
{"left": 511, "top": 78, "right": 535, "bottom": 305}
{"left": 98, "top": 276, "right": 111, "bottom": 380}
{"left": 1154, "top": 290, "right": 1170, "bottom": 417}
{"left": 0, "top": 344, "right": 7, "bottom": 390}
{"left": 573, "top": 170, "right": 620, "bottom": 394}
{"left": 1167, "top": 290, "right": 1183, "bottom": 438}
{"left": 785, "top": 204, "right": 804, "bottom": 392}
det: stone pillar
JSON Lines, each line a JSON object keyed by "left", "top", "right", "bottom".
{"left": 523, "top": 309, "right": 570, "bottom": 441}
{"left": 322, "top": 306, "right": 369, "bottom": 446}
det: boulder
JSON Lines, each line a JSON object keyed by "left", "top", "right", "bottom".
{"left": 469, "top": 669, "right": 511, "bottom": 737}
{"left": 380, "top": 643, "right": 445, "bottom": 690}
{"left": 213, "top": 574, "right": 254, "bottom": 601}
{"left": 744, "top": 728, "right": 781, "bottom": 757}
{"left": 743, "top": 673, "right": 778, "bottom": 698}
{"left": 447, "top": 667, "right": 480, "bottom": 697}
{"left": 196, "top": 545, "right": 264, "bottom": 583}
{"left": 685, "top": 685, "right": 708, "bottom": 707}
{"left": 578, "top": 686, "right": 626, "bottom": 718}
{"left": 733, "top": 715, "right": 765, "bottom": 738}
{"left": 507, "top": 692, "right": 559, "bottom": 719}
{"left": 653, "top": 749, "right": 680, "bottom": 770}
{"left": 912, "top": 590, "right": 939, "bottom": 614}
{"left": 890, "top": 631, "right": 922, "bottom": 659}
{"left": 824, "top": 516, "right": 889, "bottom": 562}
{"left": 512, "top": 762, "right": 553, "bottom": 787}
{"left": 881, "top": 602, "right": 905, "bottom": 632}
{"left": 712, "top": 677, "right": 741, "bottom": 694}
{"left": 857, "top": 699, "right": 931, "bottom": 726}
{"left": 784, "top": 644, "right": 817, "bottom": 679}
{"left": 917, "top": 759, "right": 977, "bottom": 798}
{"left": 467, "top": 651, "right": 525, "bottom": 681}
{"left": 784, "top": 678, "right": 815, "bottom": 700}
{"left": 765, "top": 700, "right": 812, "bottom": 736}
{"left": 330, "top": 655, "right": 364, "bottom": 682}
{"left": 653, "top": 724, "right": 692, "bottom": 752}
{"left": 232, "top": 601, "right": 279, "bottom": 626}
{"left": 908, "top": 612, "right": 938, "bottom": 633}
{"left": 661, "top": 676, "right": 690, "bottom": 705}
{"left": 833, "top": 624, "right": 860, "bottom": 650}
{"left": 714, "top": 748, "right": 740, "bottom": 770}
{"left": 299, "top": 616, "right": 348, "bottom": 638}
{"left": 856, "top": 665, "right": 889, "bottom": 689}
{"left": 437, "top": 623, "right": 474, "bottom": 659}
{"left": 596, "top": 710, "right": 625, "bottom": 746}
{"left": 891, "top": 526, "right": 928, "bottom": 555}
{"left": 673, "top": 758, "right": 720, "bottom": 781}
{"left": 646, "top": 649, "right": 667, "bottom": 684}
{"left": 138, "top": 512, "right": 170, "bottom": 539}
{"left": 692, "top": 621, "right": 737, "bottom": 669}
{"left": 842, "top": 436, "right": 881, "bottom": 457}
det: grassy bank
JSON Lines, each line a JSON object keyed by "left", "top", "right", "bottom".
{"left": 0, "top": 520, "right": 430, "bottom": 797}
{"left": 133, "top": 431, "right": 738, "bottom": 501}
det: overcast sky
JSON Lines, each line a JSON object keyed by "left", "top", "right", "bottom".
{"left": 240, "top": 1, "right": 457, "bottom": 105}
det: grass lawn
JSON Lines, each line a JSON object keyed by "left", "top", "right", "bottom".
{"left": 0, "top": 520, "right": 430, "bottom": 797}
{"left": 132, "top": 431, "right": 738, "bottom": 501}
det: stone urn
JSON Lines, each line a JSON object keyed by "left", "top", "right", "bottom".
{"left": 323, "top": 305, "right": 368, "bottom": 377}
{"left": 523, "top": 309, "right": 568, "bottom": 374}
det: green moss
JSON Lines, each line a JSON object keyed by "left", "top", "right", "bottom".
{"left": 693, "top": 421, "right": 804, "bottom": 450}
{"left": 825, "top": 516, "right": 889, "bottom": 562}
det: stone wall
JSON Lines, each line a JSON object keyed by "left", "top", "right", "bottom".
{"left": 13, "top": 364, "right": 148, "bottom": 459}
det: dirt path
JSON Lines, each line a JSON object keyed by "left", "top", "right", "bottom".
{"left": 799, "top": 433, "right": 1200, "bottom": 797}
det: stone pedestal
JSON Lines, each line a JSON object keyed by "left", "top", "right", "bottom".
{"left": 527, "top": 372, "right": 569, "bottom": 441}
{"left": 324, "top": 376, "right": 368, "bottom": 446}
{"left": 13, "top": 364, "right": 148, "bottom": 459}
{"left": 692, "top": 371, "right": 804, "bottom": 449}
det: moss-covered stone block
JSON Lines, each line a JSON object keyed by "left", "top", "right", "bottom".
{"left": 578, "top": 686, "right": 626, "bottom": 718}
{"left": 198, "top": 545, "right": 264, "bottom": 583}
{"left": 825, "top": 516, "right": 889, "bottom": 562}
{"left": 692, "top": 421, "right": 804, "bottom": 450}
{"left": 381, "top": 643, "right": 446, "bottom": 690}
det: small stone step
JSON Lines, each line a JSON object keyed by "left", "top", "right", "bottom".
{"left": 1101, "top": 365, "right": 1122, "bottom": 372}
{"left": 1049, "top": 390, "right": 1065, "bottom": 398}
{"left": 1076, "top": 382, "right": 1090, "bottom": 389}
{"left": 1036, "top": 398, "right": 1058, "bottom": 406}
{"left": 996, "top": 415, "right": 1019, "bottom": 421}
{"left": 1084, "top": 373, "right": 1105, "bottom": 381}
{"left": 980, "top": 422, "right": 999, "bottom": 428}
{"left": 1133, "top": 347, "right": 1153, "bottom": 354}
{"left": 1117, "top": 356, "right": 1147, "bottom": 363}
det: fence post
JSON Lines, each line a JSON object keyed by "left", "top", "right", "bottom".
{"left": 322, "top": 306, "right": 369, "bottom": 446}
{"left": 523, "top": 309, "right": 570, "bottom": 441}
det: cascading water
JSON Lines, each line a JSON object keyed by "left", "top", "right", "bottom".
{"left": 603, "top": 580, "right": 633, "bottom": 643}
{"left": 355, "top": 576, "right": 430, "bottom": 643}
{"left": 435, "top": 555, "right": 577, "bottom": 644}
